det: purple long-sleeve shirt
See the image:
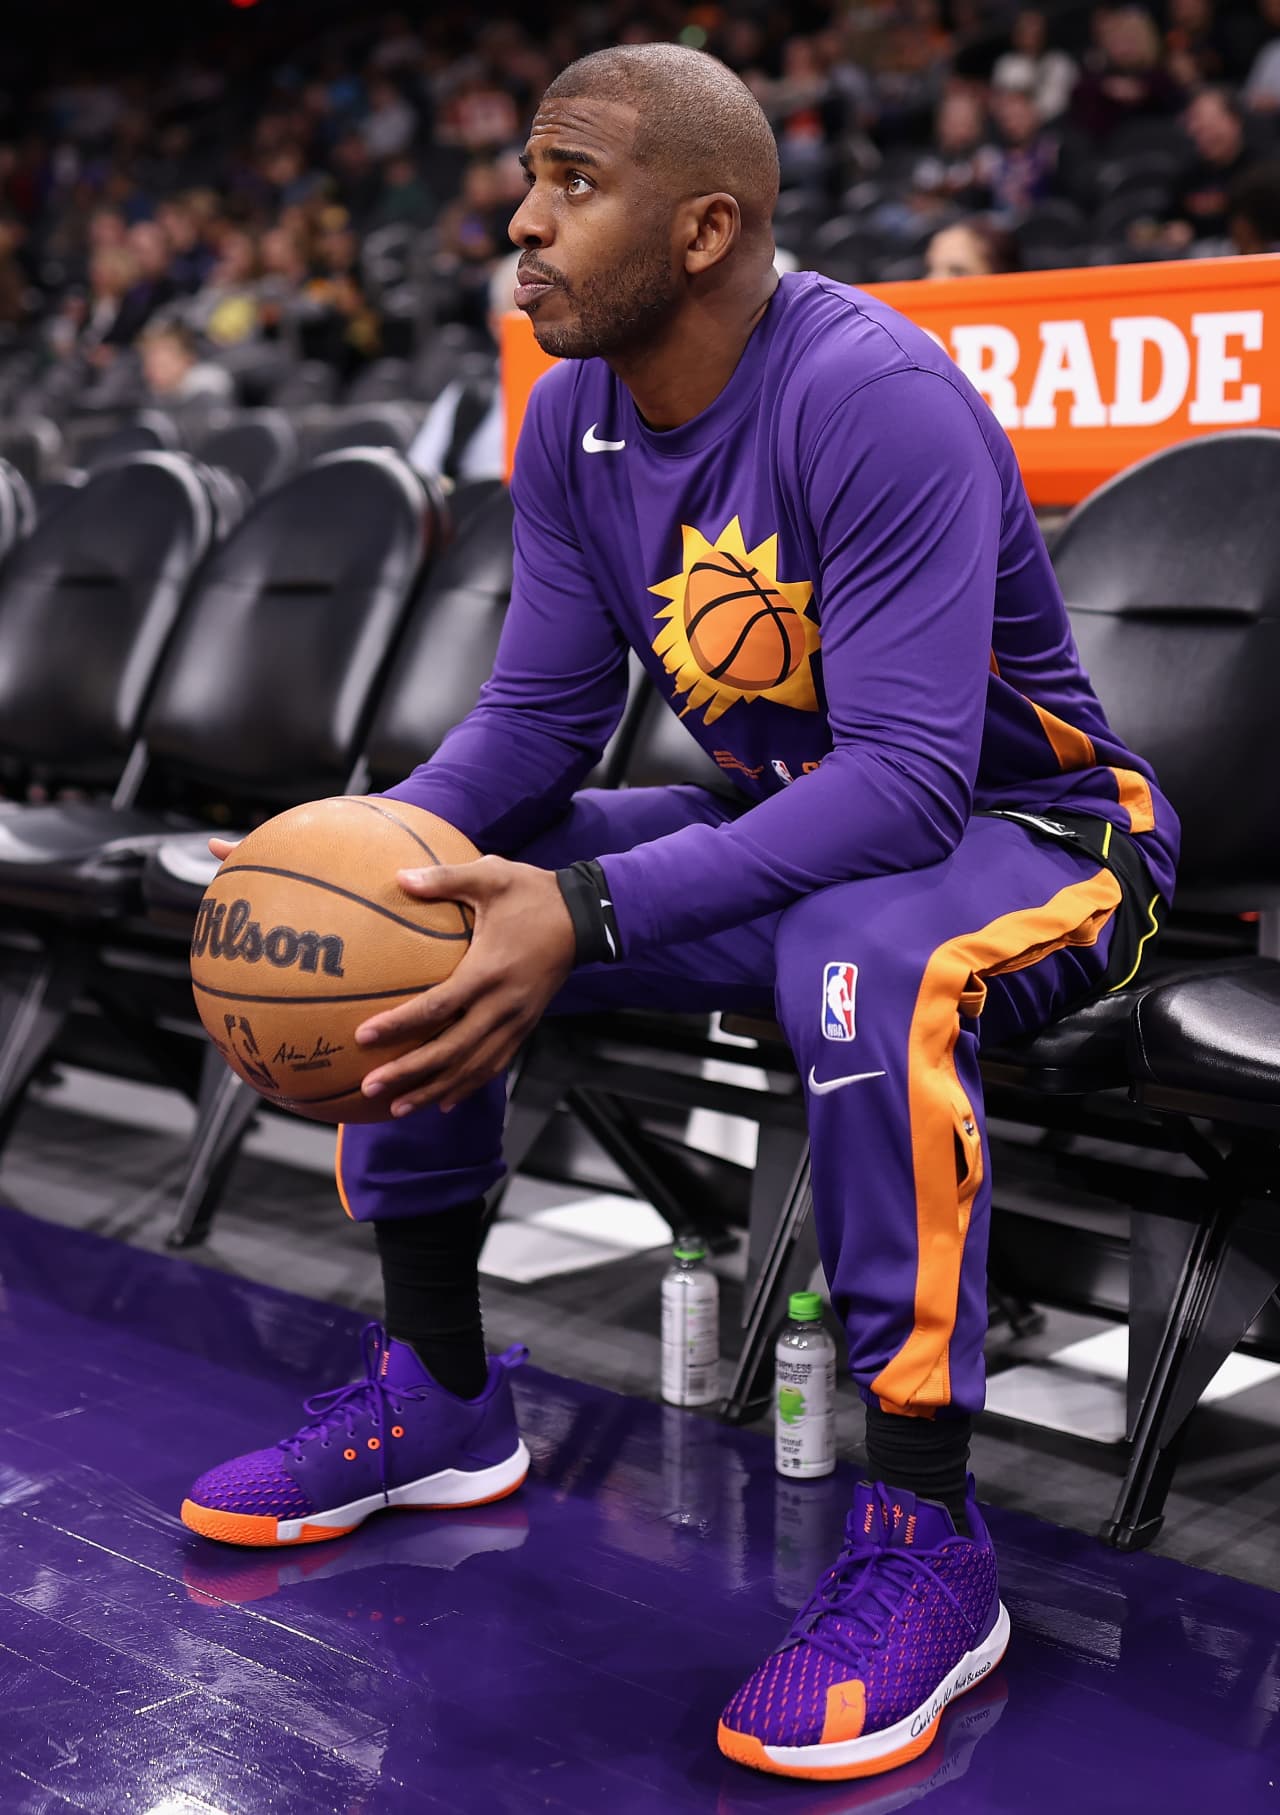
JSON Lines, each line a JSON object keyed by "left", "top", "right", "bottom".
{"left": 386, "top": 271, "right": 1178, "bottom": 956}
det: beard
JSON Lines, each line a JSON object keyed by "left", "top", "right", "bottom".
{"left": 529, "top": 228, "right": 679, "bottom": 361}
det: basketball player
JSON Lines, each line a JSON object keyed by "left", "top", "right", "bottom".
{"left": 184, "top": 44, "right": 1178, "bottom": 1781}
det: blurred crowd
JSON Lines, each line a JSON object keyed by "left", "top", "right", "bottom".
{"left": 0, "top": 0, "right": 1277, "bottom": 429}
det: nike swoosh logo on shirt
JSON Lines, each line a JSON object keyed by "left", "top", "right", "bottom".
{"left": 582, "top": 423, "right": 626, "bottom": 453}
{"left": 806, "top": 1066, "right": 887, "bottom": 1095}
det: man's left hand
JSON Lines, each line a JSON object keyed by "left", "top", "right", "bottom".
{"left": 355, "top": 856, "right": 577, "bottom": 1117}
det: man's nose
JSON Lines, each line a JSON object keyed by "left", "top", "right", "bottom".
{"left": 509, "top": 187, "right": 551, "bottom": 250}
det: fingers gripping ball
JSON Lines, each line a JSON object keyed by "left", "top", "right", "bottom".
{"left": 189, "top": 797, "right": 477, "bottom": 1124}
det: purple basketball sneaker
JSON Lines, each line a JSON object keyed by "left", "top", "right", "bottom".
{"left": 181, "top": 1323, "right": 530, "bottom": 1548}
{"left": 718, "top": 1478, "right": 1009, "bottom": 1781}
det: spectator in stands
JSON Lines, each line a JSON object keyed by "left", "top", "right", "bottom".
{"left": 924, "top": 215, "right": 1023, "bottom": 274}
{"left": 406, "top": 250, "right": 517, "bottom": 485}
{"left": 992, "top": 10, "right": 1079, "bottom": 122}
{"left": 1243, "top": 0, "right": 1280, "bottom": 109}
{"left": 187, "top": 226, "right": 262, "bottom": 347}
{"left": 1164, "top": 0, "right": 1230, "bottom": 88}
{"left": 300, "top": 205, "right": 381, "bottom": 373}
{"left": 813, "top": 21, "right": 878, "bottom": 140}
{"left": 329, "top": 131, "right": 385, "bottom": 232}
{"left": 124, "top": 220, "right": 179, "bottom": 321}
{"left": 369, "top": 11, "right": 425, "bottom": 74}
{"left": 368, "top": 151, "right": 436, "bottom": 228}
{"left": 765, "top": 35, "right": 848, "bottom": 194}
{"left": 155, "top": 196, "right": 217, "bottom": 293}
{"left": 1226, "top": 159, "right": 1280, "bottom": 250}
{"left": 0, "top": 212, "right": 34, "bottom": 328}
{"left": 1161, "top": 86, "right": 1257, "bottom": 246}
{"left": 1069, "top": 6, "right": 1184, "bottom": 142}
{"left": 987, "top": 60, "right": 1061, "bottom": 214}
{"left": 82, "top": 244, "right": 154, "bottom": 353}
{"left": 139, "top": 319, "right": 234, "bottom": 402}
{"left": 361, "top": 76, "right": 420, "bottom": 161}
{"left": 872, "top": 0, "right": 954, "bottom": 143}
{"left": 904, "top": 90, "right": 999, "bottom": 220}
{"left": 437, "top": 73, "right": 521, "bottom": 154}
{"left": 434, "top": 158, "right": 510, "bottom": 326}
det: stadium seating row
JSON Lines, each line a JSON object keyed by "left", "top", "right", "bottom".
{"left": 0, "top": 436, "right": 1275, "bottom": 1553}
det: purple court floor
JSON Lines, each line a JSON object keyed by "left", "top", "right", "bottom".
{"left": 0, "top": 1202, "right": 1277, "bottom": 1815}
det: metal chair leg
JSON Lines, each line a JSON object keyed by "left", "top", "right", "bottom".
{"left": 0, "top": 938, "right": 89, "bottom": 1154}
{"left": 1103, "top": 1198, "right": 1280, "bottom": 1549}
{"left": 166, "top": 1051, "right": 261, "bottom": 1248}
{"left": 722, "top": 1140, "right": 819, "bottom": 1424}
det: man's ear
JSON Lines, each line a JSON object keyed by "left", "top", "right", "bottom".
{"left": 682, "top": 193, "right": 740, "bottom": 274}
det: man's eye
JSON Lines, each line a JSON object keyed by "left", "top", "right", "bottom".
{"left": 565, "top": 173, "right": 591, "bottom": 196}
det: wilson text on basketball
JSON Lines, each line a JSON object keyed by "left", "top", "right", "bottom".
{"left": 191, "top": 897, "right": 347, "bottom": 977}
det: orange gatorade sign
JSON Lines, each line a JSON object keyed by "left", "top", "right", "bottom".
{"left": 501, "top": 253, "right": 1280, "bottom": 506}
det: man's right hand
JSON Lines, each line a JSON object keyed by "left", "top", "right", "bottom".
{"left": 208, "top": 837, "right": 239, "bottom": 863}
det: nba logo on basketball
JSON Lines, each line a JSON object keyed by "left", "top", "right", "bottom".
{"left": 822, "top": 962, "right": 859, "bottom": 1041}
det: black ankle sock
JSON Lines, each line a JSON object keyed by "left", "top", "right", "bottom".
{"left": 374, "top": 1200, "right": 488, "bottom": 1400}
{"left": 863, "top": 1403, "right": 973, "bottom": 1536}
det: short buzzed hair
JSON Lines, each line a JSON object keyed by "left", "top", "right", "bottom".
{"left": 542, "top": 44, "right": 780, "bottom": 242}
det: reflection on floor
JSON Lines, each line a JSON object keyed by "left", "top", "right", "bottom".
{"left": 0, "top": 1203, "right": 1276, "bottom": 1814}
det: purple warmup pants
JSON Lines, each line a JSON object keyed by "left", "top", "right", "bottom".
{"left": 337, "top": 787, "right": 1123, "bottom": 1420}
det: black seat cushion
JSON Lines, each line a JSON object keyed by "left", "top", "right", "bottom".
{"left": 980, "top": 988, "right": 1141, "bottom": 1090}
{"left": 981, "top": 955, "right": 1269, "bottom": 1091}
{"left": 0, "top": 801, "right": 192, "bottom": 916}
{"left": 1129, "top": 958, "right": 1280, "bottom": 1113}
{"left": 141, "top": 830, "right": 231, "bottom": 923}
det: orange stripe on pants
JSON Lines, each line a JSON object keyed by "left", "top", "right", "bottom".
{"left": 1109, "top": 766, "right": 1156, "bottom": 834}
{"left": 871, "top": 865, "right": 1121, "bottom": 1416}
{"left": 334, "top": 1124, "right": 355, "bottom": 1219}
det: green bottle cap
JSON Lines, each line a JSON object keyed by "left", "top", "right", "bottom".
{"left": 673, "top": 1240, "right": 707, "bottom": 1261}
{"left": 788, "top": 1291, "right": 823, "bottom": 1321}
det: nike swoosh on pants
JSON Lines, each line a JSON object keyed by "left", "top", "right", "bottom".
{"left": 806, "top": 1066, "right": 887, "bottom": 1095}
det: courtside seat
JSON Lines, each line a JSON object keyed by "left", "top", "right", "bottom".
{"left": 0, "top": 449, "right": 440, "bottom": 1152}
{"left": 140, "top": 475, "right": 514, "bottom": 934}
{"left": 0, "top": 416, "right": 63, "bottom": 487}
{"left": 0, "top": 448, "right": 438, "bottom": 919}
{"left": 0, "top": 800, "right": 210, "bottom": 918}
{"left": 353, "top": 480, "right": 515, "bottom": 792}
{"left": 1091, "top": 958, "right": 1280, "bottom": 1548}
{"left": 0, "top": 453, "right": 218, "bottom": 803}
{"left": 0, "top": 458, "right": 35, "bottom": 564}
{"left": 195, "top": 411, "right": 298, "bottom": 497}
{"left": 1130, "top": 960, "right": 1280, "bottom": 1125}
{"left": 979, "top": 428, "right": 1280, "bottom": 1093}
{"left": 297, "top": 402, "right": 422, "bottom": 464}
{"left": 73, "top": 411, "right": 182, "bottom": 472}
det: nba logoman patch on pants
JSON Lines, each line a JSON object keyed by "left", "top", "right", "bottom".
{"left": 821, "top": 961, "right": 860, "bottom": 1041}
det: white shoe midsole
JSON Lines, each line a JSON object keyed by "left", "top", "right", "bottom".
{"left": 762, "top": 1601, "right": 1011, "bottom": 1770}
{"left": 274, "top": 1441, "right": 531, "bottom": 1542}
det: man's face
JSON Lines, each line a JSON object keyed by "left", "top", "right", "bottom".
{"left": 507, "top": 97, "right": 682, "bottom": 360}
{"left": 142, "top": 336, "right": 187, "bottom": 393}
{"left": 1187, "top": 94, "right": 1241, "bottom": 163}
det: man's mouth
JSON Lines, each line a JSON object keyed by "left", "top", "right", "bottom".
{"left": 515, "top": 263, "right": 561, "bottom": 308}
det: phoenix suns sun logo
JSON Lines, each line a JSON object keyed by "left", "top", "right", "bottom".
{"left": 650, "top": 517, "right": 820, "bottom": 725}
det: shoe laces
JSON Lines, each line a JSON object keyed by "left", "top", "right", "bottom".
{"left": 787, "top": 1483, "right": 977, "bottom": 1673}
{"left": 276, "top": 1322, "right": 438, "bottom": 1503}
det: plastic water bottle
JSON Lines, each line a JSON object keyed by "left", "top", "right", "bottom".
{"left": 774, "top": 1291, "right": 836, "bottom": 1477}
{"left": 661, "top": 1237, "right": 720, "bottom": 1407}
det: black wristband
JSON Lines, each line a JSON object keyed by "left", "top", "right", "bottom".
{"left": 555, "top": 859, "right": 622, "bottom": 965}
